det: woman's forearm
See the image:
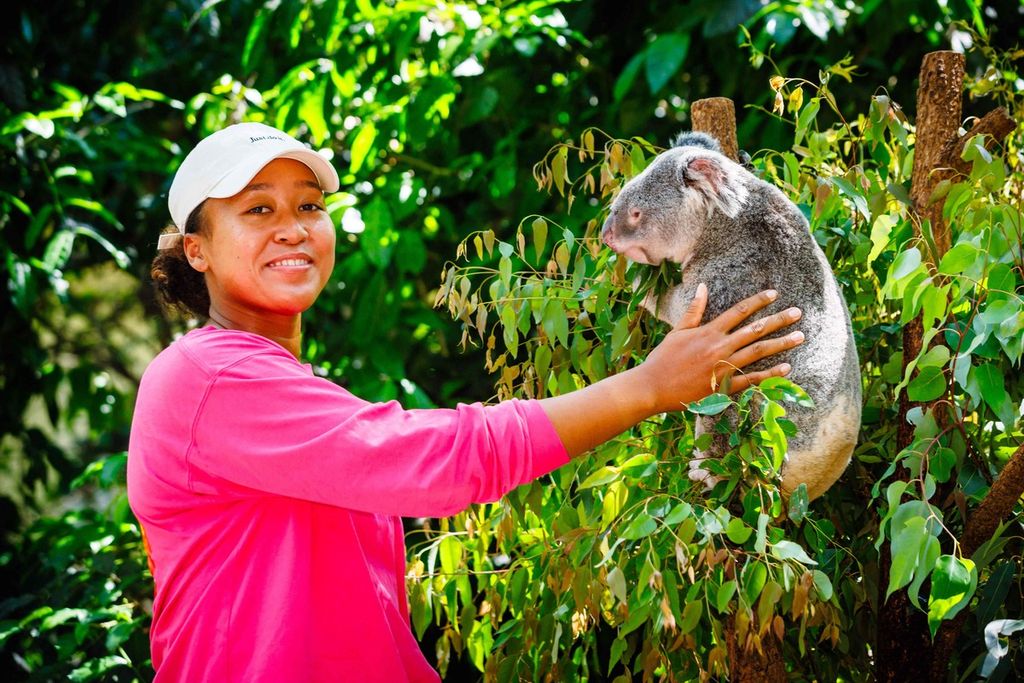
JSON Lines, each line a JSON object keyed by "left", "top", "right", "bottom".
{"left": 538, "top": 367, "right": 658, "bottom": 458}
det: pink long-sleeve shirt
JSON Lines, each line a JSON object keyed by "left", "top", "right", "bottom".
{"left": 126, "top": 327, "right": 568, "bottom": 682}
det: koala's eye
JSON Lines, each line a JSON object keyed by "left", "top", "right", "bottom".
{"left": 629, "top": 208, "right": 642, "bottom": 221}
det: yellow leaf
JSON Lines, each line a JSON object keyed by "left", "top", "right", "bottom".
{"left": 788, "top": 86, "right": 804, "bottom": 113}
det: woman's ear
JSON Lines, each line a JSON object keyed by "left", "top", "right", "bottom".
{"left": 183, "top": 234, "right": 208, "bottom": 273}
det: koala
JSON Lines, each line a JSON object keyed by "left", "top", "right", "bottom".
{"left": 601, "top": 132, "right": 861, "bottom": 500}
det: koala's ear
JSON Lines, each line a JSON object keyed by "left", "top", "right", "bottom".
{"left": 677, "top": 154, "right": 748, "bottom": 219}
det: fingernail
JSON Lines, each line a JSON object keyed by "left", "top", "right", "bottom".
{"left": 791, "top": 331, "right": 805, "bottom": 342}
{"left": 766, "top": 289, "right": 778, "bottom": 300}
{"left": 788, "top": 307, "right": 802, "bottom": 319}
{"left": 780, "top": 363, "right": 791, "bottom": 374}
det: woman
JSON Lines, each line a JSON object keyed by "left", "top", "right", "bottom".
{"left": 128, "top": 122, "right": 804, "bottom": 682}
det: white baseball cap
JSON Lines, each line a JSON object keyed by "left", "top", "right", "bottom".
{"left": 160, "top": 122, "right": 340, "bottom": 249}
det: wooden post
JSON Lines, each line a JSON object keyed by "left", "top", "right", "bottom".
{"left": 691, "top": 97, "right": 740, "bottom": 161}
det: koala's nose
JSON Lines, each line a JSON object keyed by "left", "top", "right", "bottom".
{"left": 600, "top": 216, "right": 615, "bottom": 246}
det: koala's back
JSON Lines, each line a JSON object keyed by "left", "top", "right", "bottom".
{"left": 657, "top": 180, "right": 861, "bottom": 499}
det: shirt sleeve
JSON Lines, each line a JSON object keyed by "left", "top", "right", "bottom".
{"left": 187, "top": 351, "right": 569, "bottom": 517}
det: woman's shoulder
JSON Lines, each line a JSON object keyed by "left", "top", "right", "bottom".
{"left": 150, "top": 326, "right": 300, "bottom": 379}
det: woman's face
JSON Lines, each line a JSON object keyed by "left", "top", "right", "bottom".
{"left": 184, "top": 158, "right": 336, "bottom": 324}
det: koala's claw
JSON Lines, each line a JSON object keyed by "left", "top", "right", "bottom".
{"left": 688, "top": 457, "right": 721, "bottom": 491}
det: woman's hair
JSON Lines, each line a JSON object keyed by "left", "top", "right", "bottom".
{"left": 150, "top": 202, "right": 210, "bottom": 319}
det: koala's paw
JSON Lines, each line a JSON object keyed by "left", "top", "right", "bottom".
{"left": 688, "top": 457, "right": 721, "bottom": 491}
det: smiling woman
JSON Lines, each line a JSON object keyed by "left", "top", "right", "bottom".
{"left": 128, "top": 122, "right": 802, "bottom": 682}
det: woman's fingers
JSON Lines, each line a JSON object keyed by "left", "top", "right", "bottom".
{"left": 710, "top": 289, "right": 779, "bottom": 333}
{"left": 728, "top": 330, "right": 804, "bottom": 370}
{"left": 673, "top": 282, "right": 708, "bottom": 331}
{"left": 722, "top": 363, "right": 794, "bottom": 394}
{"left": 733, "top": 307, "right": 802, "bottom": 346}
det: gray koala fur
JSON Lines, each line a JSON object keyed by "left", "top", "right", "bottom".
{"left": 601, "top": 131, "right": 861, "bottom": 500}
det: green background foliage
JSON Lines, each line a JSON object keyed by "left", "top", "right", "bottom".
{"left": 1, "top": 0, "right": 1022, "bottom": 680}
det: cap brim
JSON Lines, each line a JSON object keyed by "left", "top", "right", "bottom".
{"left": 207, "top": 147, "right": 341, "bottom": 200}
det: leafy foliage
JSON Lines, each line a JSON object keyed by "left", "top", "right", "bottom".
{"left": 422, "top": 46, "right": 1024, "bottom": 679}
{"left": 0, "top": 455, "right": 151, "bottom": 681}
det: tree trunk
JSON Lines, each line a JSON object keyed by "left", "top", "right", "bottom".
{"left": 724, "top": 615, "right": 787, "bottom": 683}
{"left": 881, "top": 50, "right": 1019, "bottom": 682}
{"left": 878, "top": 50, "right": 965, "bottom": 683}
{"left": 908, "top": 51, "right": 965, "bottom": 258}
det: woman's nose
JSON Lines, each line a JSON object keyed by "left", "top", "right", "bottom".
{"left": 275, "top": 219, "right": 309, "bottom": 243}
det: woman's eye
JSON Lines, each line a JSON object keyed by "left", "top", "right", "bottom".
{"left": 300, "top": 203, "right": 325, "bottom": 212}
{"left": 247, "top": 206, "right": 271, "bottom": 214}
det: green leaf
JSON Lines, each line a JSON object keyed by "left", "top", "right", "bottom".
{"left": 868, "top": 214, "right": 898, "bottom": 263}
{"left": 531, "top": 217, "right": 548, "bottom": 262}
{"left": 742, "top": 561, "right": 768, "bottom": 607}
{"left": 890, "top": 247, "right": 922, "bottom": 281}
{"left": 755, "top": 512, "right": 769, "bottom": 553}
{"left": 689, "top": 393, "right": 732, "bottom": 415}
{"left": 644, "top": 33, "right": 690, "bottom": 93}
{"left": 439, "top": 536, "right": 462, "bottom": 575}
{"left": 609, "top": 637, "right": 628, "bottom": 673}
{"left": 663, "top": 502, "right": 693, "bottom": 526}
{"left": 907, "top": 534, "right": 940, "bottom": 609}
{"left": 795, "top": 97, "right": 821, "bottom": 146}
{"left": 929, "top": 447, "right": 956, "bottom": 483}
{"left": 299, "top": 77, "right": 329, "bottom": 145}
{"left": 907, "top": 366, "right": 946, "bottom": 402}
{"left": 725, "top": 518, "right": 753, "bottom": 544}
{"left": 349, "top": 121, "right": 377, "bottom": 174}
{"left": 499, "top": 256, "right": 512, "bottom": 287}
{"left": 788, "top": 484, "right": 809, "bottom": 523}
{"left": 938, "top": 242, "right": 980, "bottom": 275}
{"left": 716, "top": 580, "right": 738, "bottom": 612}
{"left": 974, "top": 364, "right": 1009, "bottom": 415}
{"left": 887, "top": 515, "right": 928, "bottom": 599}
{"left": 620, "top": 513, "right": 657, "bottom": 540}
{"left": 619, "top": 601, "right": 651, "bottom": 636}
{"left": 39, "top": 608, "right": 86, "bottom": 631}
{"left": 610, "top": 316, "right": 631, "bottom": 358}
{"left": 602, "top": 481, "right": 628, "bottom": 529}
{"left": 771, "top": 540, "right": 817, "bottom": 565}
{"left": 42, "top": 230, "right": 76, "bottom": 271}
{"left": 613, "top": 51, "right": 645, "bottom": 102}
{"left": 679, "top": 599, "right": 702, "bottom": 633}
{"left": 580, "top": 465, "right": 621, "bottom": 490}
{"left": 812, "top": 570, "right": 834, "bottom": 601}
{"left": 928, "top": 555, "right": 977, "bottom": 636}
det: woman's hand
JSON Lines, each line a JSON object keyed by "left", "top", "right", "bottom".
{"left": 638, "top": 283, "right": 803, "bottom": 414}
{"left": 539, "top": 284, "right": 803, "bottom": 458}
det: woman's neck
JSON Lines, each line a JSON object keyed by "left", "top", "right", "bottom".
{"left": 207, "top": 306, "right": 303, "bottom": 359}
